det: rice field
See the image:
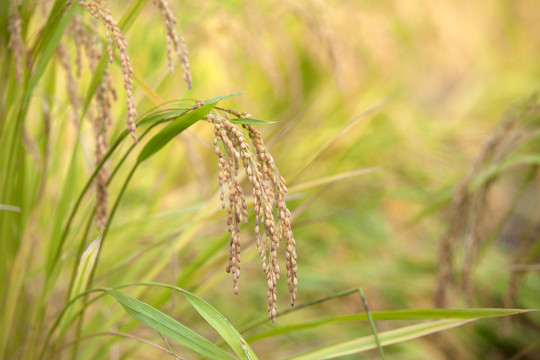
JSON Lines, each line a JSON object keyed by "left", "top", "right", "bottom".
{"left": 1, "top": 1, "right": 540, "bottom": 359}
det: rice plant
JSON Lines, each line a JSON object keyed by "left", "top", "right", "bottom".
{"left": 1, "top": 1, "right": 539, "bottom": 359}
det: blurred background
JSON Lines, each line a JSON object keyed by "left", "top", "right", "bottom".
{"left": 21, "top": 0, "right": 540, "bottom": 359}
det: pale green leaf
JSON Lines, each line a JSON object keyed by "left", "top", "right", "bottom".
{"left": 229, "top": 118, "right": 271, "bottom": 125}
{"left": 248, "top": 308, "right": 532, "bottom": 342}
{"left": 107, "top": 290, "right": 236, "bottom": 360}
{"left": 284, "top": 319, "right": 475, "bottom": 360}
{"left": 183, "top": 291, "right": 258, "bottom": 360}
{"left": 136, "top": 103, "right": 216, "bottom": 163}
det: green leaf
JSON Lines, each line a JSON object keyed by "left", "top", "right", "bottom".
{"left": 283, "top": 309, "right": 535, "bottom": 360}
{"left": 183, "top": 291, "right": 258, "bottom": 360}
{"left": 25, "top": 2, "right": 79, "bottom": 103}
{"left": 107, "top": 290, "right": 236, "bottom": 360}
{"left": 284, "top": 319, "right": 475, "bottom": 360}
{"left": 69, "top": 236, "right": 102, "bottom": 301}
{"left": 45, "top": 131, "right": 82, "bottom": 282}
{"left": 137, "top": 102, "right": 217, "bottom": 163}
{"left": 56, "top": 236, "right": 102, "bottom": 342}
{"left": 204, "top": 92, "right": 244, "bottom": 104}
{"left": 229, "top": 118, "right": 272, "bottom": 125}
{"left": 135, "top": 92, "right": 243, "bottom": 163}
{"left": 82, "top": 55, "right": 108, "bottom": 118}
{"left": 248, "top": 308, "right": 533, "bottom": 342}
{"left": 138, "top": 108, "right": 191, "bottom": 127}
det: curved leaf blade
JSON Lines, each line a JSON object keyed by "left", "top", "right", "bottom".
{"left": 136, "top": 92, "right": 244, "bottom": 163}
{"left": 284, "top": 319, "right": 475, "bottom": 360}
{"left": 183, "top": 291, "right": 258, "bottom": 360}
{"left": 107, "top": 290, "right": 236, "bottom": 360}
{"left": 229, "top": 118, "right": 272, "bottom": 125}
{"left": 137, "top": 103, "right": 215, "bottom": 163}
{"left": 248, "top": 308, "right": 533, "bottom": 342}
{"left": 204, "top": 92, "right": 243, "bottom": 104}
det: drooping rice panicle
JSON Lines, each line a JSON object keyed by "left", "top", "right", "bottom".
{"left": 152, "top": 0, "right": 192, "bottom": 89}
{"left": 208, "top": 111, "right": 297, "bottom": 322}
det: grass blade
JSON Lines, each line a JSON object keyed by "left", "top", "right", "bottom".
{"left": 247, "top": 308, "right": 534, "bottom": 342}
{"left": 284, "top": 319, "right": 476, "bottom": 360}
{"left": 56, "top": 236, "right": 102, "bottom": 346}
{"left": 25, "top": 2, "right": 78, "bottom": 103}
{"left": 107, "top": 290, "right": 236, "bottom": 360}
{"left": 229, "top": 118, "right": 271, "bottom": 125}
{"left": 203, "top": 92, "right": 243, "bottom": 104}
{"left": 357, "top": 289, "right": 384, "bottom": 360}
{"left": 137, "top": 102, "right": 217, "bottom": 163}
{"left": 69, "top": 236, "right": 102, "bottom": 301}
{"left": 183, "top": 291, "right": 258, "bottom": 360}
{"left": 136, "top": 92, "right": 244, "bottom": 164}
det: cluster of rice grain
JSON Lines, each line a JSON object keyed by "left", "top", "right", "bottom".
{"left": 208, "top": 112, "right": 298, "bottom": 322}
{"left": 9, "top": 0, "right": 293, "bottom": 323}
{"left": 71, "top": 0, "right": 191, "bottom": 230}
{"left": 435, "top": 94, "right": 540, "bottom": 308}
{"left": 7, "top": 4, "right": 24, "bottom": 84}
{"left": 92, "top": 66, "right": 116, "bottom": 231}
{"left": 152, "top": 0, "right": 192, "bottom": 88}
{"left": 56, "top": 43, "right": 80, "bottom": 126}
{"left": 67, "top": 7, "right": 115, "bottom": 231}
{"left": 78, "top": 0, "right": 137, "bottom": 142}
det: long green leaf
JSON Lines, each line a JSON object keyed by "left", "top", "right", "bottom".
{"left": 284, "top": 319, "right": 476, "bottom": 360}
{"left": 55, "top": 236, "right": 101, "bottom": 346}
{"left": 107, "top": 290, "right": 236, "bottom": 360}
{"left": 229, "top": 118, "right": 271, "bottom": 125}
{"left": 183, "top": 291, "right": 258, "bottom": 360}
{"left": 204, "top": 92, "right": 244, "bottom": 104}
{"left": 137, "top": 92, "right": 243, "bottom": 162}
{"left": 25, "top": 2, "right": 78, "bottom": 103}
{"left": 137, "top": 103, "right": 217, "bottom": 163}
{"left": 247, "top": 308, "right": 533, "bottom": 342}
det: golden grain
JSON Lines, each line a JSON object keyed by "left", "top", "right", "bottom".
{"left": 208, "top": 112, "right": 297, "bottom": 322}
{"left": 79, "top": 0, "right": 138, "bottom": 142}
{"left": 152, "top": 0, "right": 192, "bottom": 89}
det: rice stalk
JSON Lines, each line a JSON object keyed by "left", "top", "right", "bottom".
{"left": 152, "top": 0, "right": 192, "bottom": 89}
{"left": 78, "top": 0, "right": 137, "bottom": 141}
{"left": 435, "top": 94, "right": 540, "bottom": 307}
{"left": 208, "top": 111, "right": 298, "bottom": 322}
{"left": 56, "top": 42, "right": 80, "bottom": 126}
{"left": 7, "top": 3, "right": 24, "bottom": 84}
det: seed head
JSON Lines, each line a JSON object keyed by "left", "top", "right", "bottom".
{"left": 7, "top": 6, "right": 24, "bottom": 84}
{"left": 208, "top": 112, "right": 298, "bottom": 322}
{"left": 152, "top": 0, "right": 192, "bottom": 89}
{"left": 79, "top": 0, "right": 138, "bottom": 142}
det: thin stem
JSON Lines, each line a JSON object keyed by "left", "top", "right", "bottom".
{"left": 39, "top": 288, "right": 108, "bottom": 360}
{"left": 88, "top": 162, "right": 140, "bottom": 288}
{"left": 66, "top": 163, "right": 140, "bottom": 358}
{"left": 50, "top": 129, "right": 128, "bottom": 274}
{"left": 57, "top": 110, "right": 191, "bottom": 283}
{"left": 238, "top": 288, "right": 359, "bottom": 334}
{"left": 54, "top": 331, "right": 183, "bottom": 359}
{"left": 358, "top": 288, "right": 385, "bottom": 360}
{"left": 65, "top": 210, "right": 95, "bottom": 304}
{"left": 62, "top": 113, "right": 188, "bottom": 306}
